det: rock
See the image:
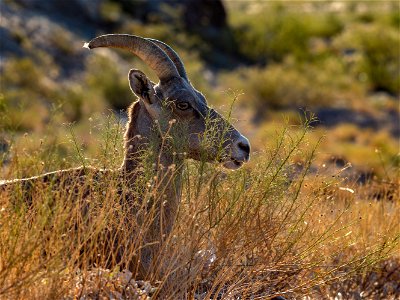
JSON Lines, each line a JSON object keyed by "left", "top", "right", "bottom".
{"left": 0, "top": 2, "right": 88, "bottom": 76}
{"left": 313, "top": 108, "right": 379, "bottom": 129}
{"left": 13, "top": 0, "right": 103, "bottom": 22}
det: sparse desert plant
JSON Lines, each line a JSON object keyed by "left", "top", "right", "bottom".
{"left": 0, "top": 112, "right": 398, "bottom": 299}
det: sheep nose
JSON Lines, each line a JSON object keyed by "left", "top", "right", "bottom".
{"left": 235, "top": 137, "right": 250, "bottom": 162}
{"left": 238, "top": 141, "right": 250, "bottom": 154}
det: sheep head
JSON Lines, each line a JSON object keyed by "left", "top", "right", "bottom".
{"left": 86, "top": 34, "right": 250, "bottom": 169}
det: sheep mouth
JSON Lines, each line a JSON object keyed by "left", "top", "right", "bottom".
{"left": 222, "top": 158, "right": 244, "bottom": 170}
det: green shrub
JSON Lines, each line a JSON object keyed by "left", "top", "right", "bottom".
{"left": 333, "top": 24, "right": 400, "bottom": 95}
{"left": 389, "top": 9, "right": 400, "bottom": 28}
{"left": 48, "top": 27, "right": 78, "bottom": 56}
{"left": 230, "top": 4, "right": 343, "bottom": 63}
{"left": 221, "top": 57, "right": 359, "bottom": 113}
{"left": 359, "top": 27, "right": 400, "bottom": 94}
{"left": 86, "top": 55, "right": 133, "bottom": 110}
{"left": 1, "top": 58, "right": 49, "bottom": 131}
{"left": 55, "top": 85, "right": 84, "bottom": 122}
{"left": 100, "top": 0, "right": 122, "bottom": 23}
{"left": 2, "top": 58, "right": 42, "bottom": 90}
{"left": 1, "top": 57, "right": 86, "bottom": 130}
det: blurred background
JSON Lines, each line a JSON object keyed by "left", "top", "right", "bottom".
{"left": 0, "top": 0, "right": 399, "bottom": 181}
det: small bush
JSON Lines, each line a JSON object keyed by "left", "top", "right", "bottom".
{"left": 100, "top": 0, "right": 122, "bottom": 23}
{"left": 48, "top": 27, "right": 78, "bottom": 56}
{"left": 230, "top": 4, "right": 343, "bottom": 63}
{"left": 360, "top": 27, "right": 400, "bottom": 94}
{"left": 1, "top": 57, "right": 86, "bottom": 131}
{"left": 86, "top": 55, "right": 133, "bottom": 110}
{"left": 221, "top": 57, "right": 359, "bottom": 113}
{"left": 333, "top": 24, "right": 400, "bottom": 95}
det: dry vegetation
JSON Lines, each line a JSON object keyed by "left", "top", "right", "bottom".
{"left": 0, "top": 113, "right": 399, "bottom": 299}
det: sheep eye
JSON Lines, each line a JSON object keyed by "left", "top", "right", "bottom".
{"left": 176, "top": 102, "right": 190, "bottom": 110}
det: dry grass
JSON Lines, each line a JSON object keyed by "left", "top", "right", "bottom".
{"left": 0, "top": 115, "right": 399, "bottom": 299}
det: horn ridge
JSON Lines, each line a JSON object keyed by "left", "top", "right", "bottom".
{"left": 87, "top": 34, "right": 179, "bottom": 82}
{"left": 146, "top": 38, "right": 188, "bottom": 81}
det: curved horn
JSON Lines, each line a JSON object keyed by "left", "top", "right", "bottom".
{"left": 86, "top": 34, "right": 179, "bottom": 82}
{"left": 146, "top": 38, "right": 188, "bottom": 81}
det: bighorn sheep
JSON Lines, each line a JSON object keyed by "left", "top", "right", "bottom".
{"left": 0, "top": 34, "right": 250, "bottom": 274}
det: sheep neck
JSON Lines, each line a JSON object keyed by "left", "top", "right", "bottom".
{"left": 122, "top": 100, "right": 182, "bottom": 236}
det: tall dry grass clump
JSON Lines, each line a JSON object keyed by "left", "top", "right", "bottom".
{"left": 0, "top": 112, "right": 399, "bottom": 299}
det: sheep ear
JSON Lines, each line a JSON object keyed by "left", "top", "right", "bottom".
{"left": 128, "top": 69, "right": 158, "bottom": 105}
